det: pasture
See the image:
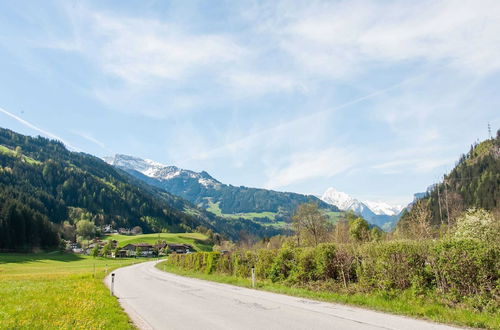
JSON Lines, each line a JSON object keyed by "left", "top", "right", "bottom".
{"left": 0, "top": 252, "right": 143, "bottom": 329}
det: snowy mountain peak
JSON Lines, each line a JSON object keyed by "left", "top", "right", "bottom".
{"left": 321, "top": 187, "right": 403, "bottom": 217}
{"left": 363, "top": 201, "right": 404, "bottom": 216}
{"left": 321, "top": 188, "right": 363, "bottom": 212}
{"left": 104, "top": 154, "right": 220, "bottom": 187}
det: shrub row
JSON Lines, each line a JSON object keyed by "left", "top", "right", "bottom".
{"left": 167, "top": 239, "right": 499, "bottom": 309}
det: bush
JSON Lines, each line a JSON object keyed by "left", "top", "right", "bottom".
{"left": 254, "top": 249, "right": 277, "bottom": 280}
{"left": 453, "top": 208, "right": 500, "bottom": 243}
{"left": 291, "top": 248, "right": 317, "bottom": 283}
{"left": 314, "top": 243, "right": 337, "bottom": 280}
{"left": 269, "top": 248, "right": 297, "bottom": 282}
{"left": 166, "top": 238, "right": 499, "bottom": 312}
{"left": 232, "top": 251, "right": 256, "bottom": 278}
{"left": 357, "top": 241, "right": 430, "bottom": 291}
{"left": 429, "top": 239, "right": 499, "bottom": 303}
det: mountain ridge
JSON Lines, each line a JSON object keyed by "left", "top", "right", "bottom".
{"left": 105, "top": 154, "right": 340, "bottom": 223}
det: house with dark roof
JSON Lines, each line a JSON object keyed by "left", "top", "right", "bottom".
{"left": 167, "top": 243, "right": 194, "bottom": 254}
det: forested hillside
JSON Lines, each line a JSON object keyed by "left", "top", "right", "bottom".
{"left": 0, "top": 128, "right": 282, "bottom": 251}
{"left": 399, "top": 131, "right": 499, "bottom": 229}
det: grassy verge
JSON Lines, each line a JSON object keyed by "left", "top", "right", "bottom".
{"left": 0, "top": 252, "right": 148, "bottom": 329}
{"left": 157, "top": 261, "right": 500, "bottom": 329}
{"left": 103, "top": 232, "right": 212, "bottom": 251}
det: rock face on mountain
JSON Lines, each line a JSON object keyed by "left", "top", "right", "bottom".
{"left": 321, "top": 187, "right": 404, "bottom": 230}
{"left": 105, "top": 154, "right": 338, "bottom": 221}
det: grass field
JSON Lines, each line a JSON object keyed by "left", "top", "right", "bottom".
{"left": 207, "top": 200, "right": 291, "bottom": 229}
{"left": 158, "top": 262, "right": 500, "bottom": 330}
{"left": 0, "top": 252, "right": 147, "bottom": 329}
{"left": 207, "top": 201, "right": 277, "bottom": 220}
{"left": 325, "top": 211, "right": 343, "bottom": 224}
{"left": 207, "top": 200, "right": 345, "bottom": 229}
{"left": 103, "top": 232, "right": 213, "bottom": 251}
{"left": 0, "top": 145, "right": 40, "bottom": 165}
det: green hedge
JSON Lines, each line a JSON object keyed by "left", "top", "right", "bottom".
{"left": 166, "top": 239, "right": 499, "bottom": 310}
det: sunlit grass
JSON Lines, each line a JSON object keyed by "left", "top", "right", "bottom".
{"left": 103, "top": 232, "right": 212, "bottom": 251}
{"left": 0, "top": 253, "right": 144, "bottom": 329}
{"left": 0, "top": 145, "right": 40, "bottom": 165}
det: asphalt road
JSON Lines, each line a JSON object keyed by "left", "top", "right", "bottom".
{"left": 105, "top": 261, "right": 459, "bottom": 330}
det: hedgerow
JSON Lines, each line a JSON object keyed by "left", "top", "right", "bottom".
{"left": 166, "top": 239, "right": 499, "bottom": 311}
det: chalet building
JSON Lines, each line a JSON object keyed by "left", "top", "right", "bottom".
{"left": 122, "top": 243, "right": 154, "bottom": 257}
{"left": 168, "top": 243, "right": 194, "bottom": 254}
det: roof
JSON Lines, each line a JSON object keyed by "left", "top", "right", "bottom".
{"left": 168, "top": 243, "right": 193, "bottom": 249}
{"left": 135, "top": 243, "right": 153, "bottom": 247}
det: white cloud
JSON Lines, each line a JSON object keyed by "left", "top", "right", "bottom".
{"left": 60, "top": 9, "right": 244, "bottom": 85}
{"left": 265, "top": 147, "right": 358, "bottom": 189}
{"left": 94, "top": 17, "right": 243, "bottom": 85}
{"left": 277, "top": 0, "right": 500, "bottom": 77}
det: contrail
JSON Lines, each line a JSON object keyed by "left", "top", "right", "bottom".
{"left": 0, "top": 106, "right": 78, "bottom": 150}
{"left": 180, "top": 73, "right": 423, "bottom": 163}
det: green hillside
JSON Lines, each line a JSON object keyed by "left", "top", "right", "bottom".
{"left": 0, "top": 128, "right": 288, "bottom": 251}
{"left": 399, "top": 131, "right": 500, "bottom": 229}
{"left": 0, "top": 128, "right": 219, "bottom": 251}
{"left": 104, "top": 233, "right": 212, "bottom": 251}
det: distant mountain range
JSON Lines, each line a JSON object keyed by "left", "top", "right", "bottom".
{"left": 320, "top": 187, "right": 405, "bottom": 230}
{"left": 104, "top": 154, "right": 339, "bottom": 224}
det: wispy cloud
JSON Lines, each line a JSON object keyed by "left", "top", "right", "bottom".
{"left": 276, "top": 0, "right": 500, "bottom": 77}
{"left": 71, "top": 130, "right": 111, "bottom": 152}
{"left": 265, "top": 147, "right": 358, "bottom": 189}
{"left": 0, "top": 106, "right": 77, "bottom": 150}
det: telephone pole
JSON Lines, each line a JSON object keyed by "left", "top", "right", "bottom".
{"left": 436, "top": 184, "right": 443, "bottom": 225}
{"left": 443, "top": 176, "right": 450, "bottom": 225}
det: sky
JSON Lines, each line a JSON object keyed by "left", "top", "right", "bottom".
{"left": 0, "top": 0, "right": 499, "bottom": 205}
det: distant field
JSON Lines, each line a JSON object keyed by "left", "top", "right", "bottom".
{"left": 207, "top": 200, "right": 280, "bottom": 223}
{"left": 104, "top": 232, "right": 213, "bottom": 251}
{"left": 325, "top": 211, "right": 343, "bottom": 224}
{"left": 0, "top": 252, "right": 144, "bottom": 329}
{"left": 207, "top": 200, "right": 344, "bottom": 229}
{"left": 0, "top": 145, "right": 40, "bottom": 165}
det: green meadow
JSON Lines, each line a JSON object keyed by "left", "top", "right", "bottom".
{"left": 103, "top": 232, "right": 212, "bottom": 251}
{"left": 0, "top": 253, "right": 144, "bottom": 329}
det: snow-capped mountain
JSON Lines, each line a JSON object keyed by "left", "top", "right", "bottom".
{"left": 321, "top": 188, "right": 368, "bottom": 215}
{"left": 104, "top": 154, "right": 220, "bottom": 187}
{"left": 104, "top": 154, "right": 337, "bottom": 219}
{"left": 363, "top": 201, "right": 404, "bottom": 216}
{"left": 321, "top": 187, "right": 405, "bottom": 230}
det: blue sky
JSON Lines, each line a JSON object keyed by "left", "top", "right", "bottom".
{"left": 1, "top": 0, "right": 499, "bottom": 205}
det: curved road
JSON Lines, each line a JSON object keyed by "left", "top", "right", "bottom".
{"left": 105, "top": 261, "right": 459, "bottom": 330}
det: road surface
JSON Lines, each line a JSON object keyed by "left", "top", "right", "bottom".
{"left": 105, "top": 261, "right": 459, "bottom": 330}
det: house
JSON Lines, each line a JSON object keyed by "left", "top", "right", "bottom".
{"left": 122, "top": 243, "right": 154, "bottom": 257}
{"left": 155, "top": 242, "right": 168, "bottom": 250}
{"left": 103, "top": 224, "right": 118, "bottom": 234}
{"left": 118, "top": 228, "right": 131, "bottom": 235}
{"left": 167, "top": 243, "right": 194, "bottom": 254}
